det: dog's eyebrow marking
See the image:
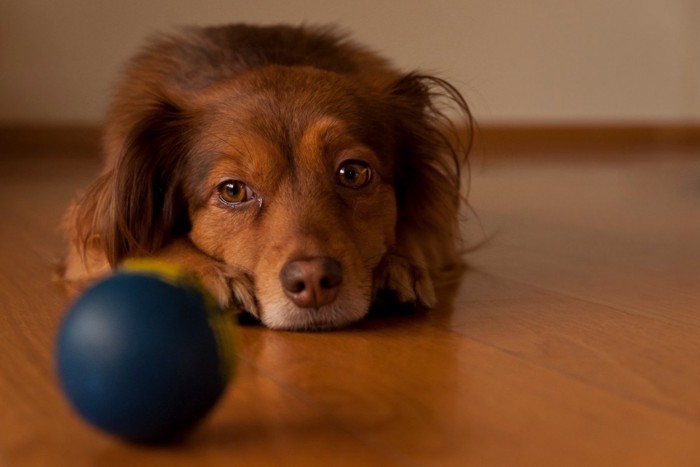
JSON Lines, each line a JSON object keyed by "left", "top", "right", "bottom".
{"left": 309, "top": 117, "right": 342, "bottom": 139}
{"left": 296, "top": 117, "right": 343, "bottom": 162}
{"left": 205, "top": 131, "right": 248, "bottom": 160}
{"left": 238, "top": 137, "right": 256, "bottom": 165}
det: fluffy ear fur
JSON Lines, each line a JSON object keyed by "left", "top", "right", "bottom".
{"left": 73, "top": 96, "right": 193, "bottom": 267}
{"left": 386, "top": 73, "right": 474, "bottom": 276}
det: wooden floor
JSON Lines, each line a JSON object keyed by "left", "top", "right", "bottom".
{"left": 1, "top": 136, "right": 699, "bottom": 466}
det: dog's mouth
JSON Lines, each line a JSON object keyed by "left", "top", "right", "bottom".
{"left": 251, "top": 296, "right": 373, "bottom": 331}
{"left": 249, "top": 256, "right": 373, "bottom": 331}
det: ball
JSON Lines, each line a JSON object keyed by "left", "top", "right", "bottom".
{"left": 55, "top": 259, "right": 237, "bottom": 443}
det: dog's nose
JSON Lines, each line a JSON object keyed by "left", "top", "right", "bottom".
{"left": 280, "top": 257, "right": 343, "bottom": 309}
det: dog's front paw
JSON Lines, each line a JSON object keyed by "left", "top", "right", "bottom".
{"left": 373, "top": 255, "right": 437, "bottom": 308}
{"left": 198, "top": 262, "right": 258, "bottom": 315}
{"left": 156, "top": 239, "right": 258, "bottom": 316}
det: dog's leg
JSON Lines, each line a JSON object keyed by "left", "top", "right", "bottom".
{"left": 373, "top": 239, "right": 438, "bottom": 308}
{"left": 60, "top": 237, "right": 112, "bottom": 294}
{"left": 61, "top": 234, "right": 257, "bottom": 316}
{"left": 157, "top": 238, "right": 258, "bottom": 316}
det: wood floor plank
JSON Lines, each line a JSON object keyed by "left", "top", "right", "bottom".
{"left": 2, "top": 357, "right": 404, "bottom": 466}
{"left": 465, "top": 158, "right": 700, "bottom": 326}
{"left": 441, "top": 285, "right": 700, "bottom": 421}
{"left": 236, "top": 317, "right": 700, "bottom": 467}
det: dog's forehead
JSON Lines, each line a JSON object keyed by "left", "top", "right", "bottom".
{"left": 205, "top": 113, "right": 363, "bottom": 165}
{"left": 203, "top": 83, "right": 373, "bottom": 149}
{"left": 196, "top": 68, "right": 394, "bottom": 190}
{"left": 200, "top": 111, "right": 380, "bottom": 194}
{"left": 202, "top": 66, "right": 382, "bottom": 141}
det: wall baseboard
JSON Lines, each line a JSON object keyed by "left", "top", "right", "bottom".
{"left": 0, "top": 125, "right": 101, "bottom": 155}
{"left": 470, "top": 124, "right": 700, "bottom": 157}
{"left": 2, "top": 123, "right": 698, "bottom": 158}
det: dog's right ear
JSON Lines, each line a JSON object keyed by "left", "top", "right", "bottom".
{"left": 74, "top": 94, "right": 194, "bottom": 268}
{"left": 108, "top": 95, "right": 194, "bottom": 264}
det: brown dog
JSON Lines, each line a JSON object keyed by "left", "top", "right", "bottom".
{"left": 61, "top": 24, "right": 473, "bottom": 330}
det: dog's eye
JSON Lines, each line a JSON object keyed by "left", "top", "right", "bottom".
{"left": 217, "top": 180, "right": 254, "bottom": 206}
{"left": 336, "top": 160, "right": 372, "bottom": 189}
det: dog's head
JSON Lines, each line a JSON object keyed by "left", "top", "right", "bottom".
{"left": 188, "top": 66, "right": 401, "bottom": 329}
{"left": 84, "top": 27, "right": 471, "bottom": 330}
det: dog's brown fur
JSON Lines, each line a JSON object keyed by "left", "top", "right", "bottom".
{"left": 61, "top": 24, "right": 473, "bottom": 330}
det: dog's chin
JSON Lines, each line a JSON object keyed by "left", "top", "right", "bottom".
{"left": 255, "top": 294, "right": 371, "bottom": 331}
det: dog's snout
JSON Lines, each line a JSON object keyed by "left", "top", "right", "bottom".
{"left": 280, "top": 257, "right": 343, "bottom": 309}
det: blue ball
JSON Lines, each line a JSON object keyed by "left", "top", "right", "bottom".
{"left": 56, "top": 260, "right": 237, "bottom": 443}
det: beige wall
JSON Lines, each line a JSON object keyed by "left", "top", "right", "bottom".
{"left": 1, "top": 0, "right": 698, "bottom": 125}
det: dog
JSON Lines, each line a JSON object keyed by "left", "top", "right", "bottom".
{"left": 60, "top": 24, "right": 473, "bottom": 330}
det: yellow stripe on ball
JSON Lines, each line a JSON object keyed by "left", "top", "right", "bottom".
{"left": 207, "top": 312, "right": 239, "bottom": 381}
{"left": 121, "top": 258, "right": 194, "bottom": 285}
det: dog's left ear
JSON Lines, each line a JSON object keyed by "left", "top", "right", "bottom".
{"left": 385, "top": 73, "right": 473, "bottom": 237}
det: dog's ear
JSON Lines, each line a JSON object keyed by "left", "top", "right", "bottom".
{"left": 105, "top": 96, "right": 194, "bottom": 264}
{"left": 71, "top": 94, "right": 194, "bottom": 267}
{"left": 385, "top": 73, "right": 474, "bottom": 267}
